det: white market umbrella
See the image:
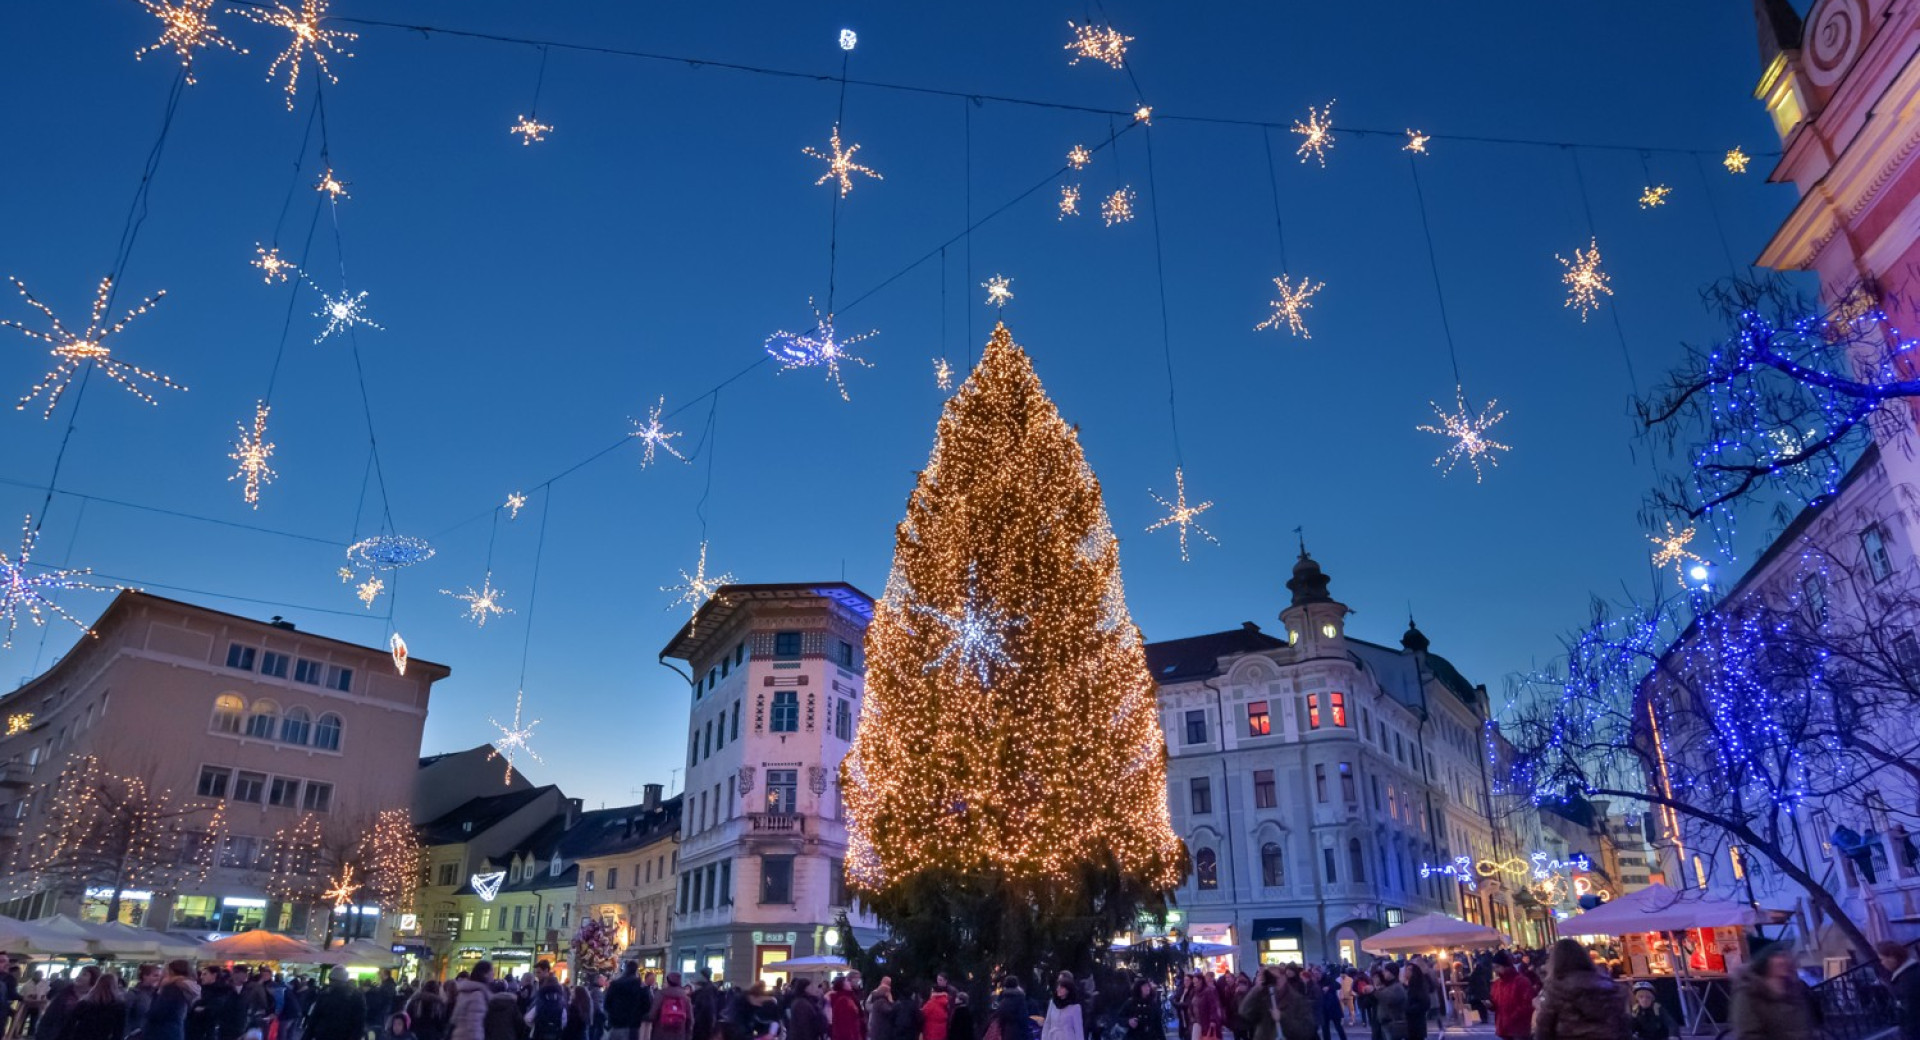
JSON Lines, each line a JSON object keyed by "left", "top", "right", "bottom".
{"left": 0, "top": 915, "right": 89, "bottom": 956}
{"left": 201, "top": 930, "right": 325, "bottom": 963}
{"left": 762, "top": 955, "right": 850, "bottom": 971}
{"left": 1558, "top": 883, "right": 1776, "bottom": 935}
{"left": 35, "top": 914, "right": 125, "bottom": 955}
{"left": 1361, "top": 913, "right": 1505, "bottom": 954}
{"left": 314, "top": 938, "right": 394, "bottom": 965}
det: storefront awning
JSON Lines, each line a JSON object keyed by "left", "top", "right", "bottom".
{"left": 1250, "top": 918, "right": 1304, "bottom": 942}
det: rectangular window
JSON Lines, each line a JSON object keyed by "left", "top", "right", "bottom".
{"left": 302, "top": 781, "right": 333, "bottom": 813}
{"left": 1329, "top": 691, "right": 1347, "bottom": 728}
{"left": 1394, "top": 733, "right": 1404, "bottom": 762}
{"left": 1308, "top": 693, "right": 1321, "bottom": 730}
{"left": 1246, "top": 701, "right": 1270, "bottom": 737}
{"left": 1339, "top": 761, "right": 1356, "bottom": 803}
{"left": 225, "top": 644, "right": 256, "bottom": 671}
{"left": 235, "top": 772, "right": 264, "bottom": 803}
{"left": 220, "top": 835, "right": 259, "bottom": 869}
{"left": 512, "top": 905, "right": 523, "bottom": 931}
{"left": 704, "top": 720, "right": 714, "bottom": 757}
{"left": 731, "top": 701, "right": 741, "bottom": 741}
{"left": 326, "top": 665, "right": 353, "bottom": 693}
{"left": 267, "top": 776, "right": 299, "bottom": 808}
{"left": 197, "top": 765, "right": 231, "bottom": 799}
{"left": 719, "top": 859, "right": 732, "bottom": 905}
{"left": 760, "top": 855, "right": 794, "bottom": 904}
{"left": 260, "top": 651, "right": 289, "bottom": 679}
{"left": 836, "top": 698, "right": 853, "bottom": 740}
{"left": 607, "top": 867, "right": 619, "bottom": 890}
{"left": 727, "top": 776, "right": 736, "bottom": 820}
{"left": 1864, "top": 525, "right": 1895, "bottom": 584}
{"left": 1190, "top": 777, "right": 1212, "bottom": 815}
{"left": 1253, "top": 769, "right": 1276, "bottom": 809}
{"left": 1184, "top": 709, "right": 1206, "bottom": 745}
{"left": 438, "top": 863, "right": 456, "bottom": 887}
{"left": 586, "top": 869, "right": 598, "bottom": 891}
{"left": 765, "top": 769, "right": 798, "bottom": 814}
{"left": 479, "top": 908, "right": 491, "bottom": 931}
{"left": 293, "top": 658, "right": 324, "bottom": 685}
{"left": 1361, "top": 706, "right": 1371, "bottom": 736}
{"left": 1314, "top": 763, "right": 1327, "bottom": 803}
{"left": 1323, "top": 846, "right": 1337, "bottom": 885}
{"left": 1372, "top": 776, "right": 1382, "bottom": 811}
{"left": 829, "top": 856, "right": 850, "bottom": 907}
{"left": 735, "top": 642, "right": 746, "bottom": 667}
{"left": 1804, "top": 576, "right": 1829, "bottom": 625}
{"left": 771, "top": 691, "right": 799, "bottom": 732}
{"left": 774, "top": 631, "right": 802, "bottom": 659}
{"left": 836, "top": 640, "right": 856, "bottom": 668}
{"left": 721, "top": 656, "right": 730, "bottom": 680}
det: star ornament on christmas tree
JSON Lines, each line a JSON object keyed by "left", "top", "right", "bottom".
{"left": 909, "top": 565, "right": 1021, "bottom": 685}
{"left": 1417, "top": 386, "right": 1511, "bottom": 483}
{"left": 3, "top": 275, "right": 185, "bottom": 417}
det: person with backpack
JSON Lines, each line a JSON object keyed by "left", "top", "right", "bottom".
{"left": 649, "top": 978, "right": 691, "bottom": 1040}
{"left": 526, "top": 977, "right": 569, "bottom": 1040}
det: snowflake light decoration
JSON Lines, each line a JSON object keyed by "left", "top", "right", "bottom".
{"left": 1639, "top": 184, "right": 1672, "bottom": 209}
{"left": 1133, "top": 105, "right": 1153, "bottom": 125}
{"left": 228, "top": 401, "right": 276, "bottom": 508}
{"left": 443, "top": 573, "right": 510, "bottom": 627}
{"left": 1404, "top": 129, "right": 1431, "bottom": 154}
{"left": 252, "top": 244, "right": 295, "bottom": 284}
{"left": 629, "top": 395, "right": 688, "bottom": 468}
{"left": 933, "top": 357, "right": 953, "bottom": 391}
{"left": 1067, "top": 145, "right": 1092, "bottom": 170}
{"left": 346, "top": 534, "right": 434, "bottom": 570}
{"left": 509, "top": 115, "right": 552, "bottom": 145}
{"left": 486, "top": 690, "right": 543, "bottom": 784}
{"left": 910, "top": 565, "right": 1020, "bottom": 685}
{"left": 134, "top": 0, "right": 244, "bottom": 84}
{"left": 1293, "top": 101, "right": 1337, "bottom": 166}
{"left": 1649, "top": 522, "right": 1707, "bottom": 586}
{"left": 1058, "top": 184, "right": 1081, "bottom": 219}
{"left": 1724, "top": 147, "right": 1750, "bottom": 174}
{"left": 355, "top": 575, "right": 384, "bottom": 608}
{"left": 1255, "top": 274, "right": 1325, "bottom": 339}
{"left": 313, "top": 167, "right": 349, "bottom": 201}
{"left": 1064, "top": 21, "right": 1132, "bottom": 68}
{"left": 764, "top": 300, "right": 876, "bottom": 402}
{"left": 1101, "top": 187, "right": 1136, "bottom": 226}
{"left": 389, "top": 631, "right": 408, "bottom": 675}
{"left": 311, "top": 285, "right": 380, "bottom": 343}
{"left": 234, "top": 0, "right": 357, "bottom": 109}
{"left": 982, "top": 274, "right": 1014, "bottom": 309}
{"left": 0, "top": 515, "right": 116, "bottom": 650}
{"left": 321, "top": 864, "right": 358, "bottom": 910}
{"left": 1557, "top": 238, "right": 1613, "bottom": 321}
{"left": 838, "top": 28, "right": 858, "bottom": 51}
{"left": 804, "top": 125, "right": 882, "bottom": 198}
{"left": 2, "top": 275, "right": 184, "bottom": 418}
{"left": 663, "top": 541, "right": 733, "bottom": 619}
{"left": 1146, "top": 467, "right": 1219, "bottom": 561}
{"left": 1417, "top": 386, "right": 1511, "bottom": 483}
{"left": 504, "top": 492, "right": 527, "bottom": 519}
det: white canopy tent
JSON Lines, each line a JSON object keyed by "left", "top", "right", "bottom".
{"left": 1360, "top": 913, "right": 1505, "bottom": 954}
{"left": 1558, "top": 883, "right": 1778, "bottom": 935}
{"left": 0, "top": 915, "right": 90, "bottom": 956}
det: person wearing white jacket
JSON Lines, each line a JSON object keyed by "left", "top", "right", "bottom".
{"left": 1040, "top": 975, "right": 1082, "bottom": 1040}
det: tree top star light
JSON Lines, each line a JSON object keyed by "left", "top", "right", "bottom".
{"left": 2, "top": 275, "right": 185, "bottom": 418}
{"left": 443, "top": 573, "right": 510, "bottom": 627}
{"left": 804, "top": 124, "right": 882, "bottom": 198}
{"left": 663, "top": 541, "right": 733, "bottom": 619}
{"left": 234, "top": 0, "right": 357, "bottom": 110}
{"left": 982, "top": 274, "right": 1014, "bottom": 309}
{"left": 487, "top": 690, "right": 543, "bottom": 785}
{"left": 1417, "top": 386, "right": 1511, "bottom": 483}
{"left": 228, "top": 401, "right": 276, "bottom": 508}
{"left": 1649, "top": 522, "right": 1707, "bottom": 586}
{"left": 1724, "top": 147, "right": 1751, "bottom": 173}
{"left": 1255, "top": 274, "right": 1324, "bottom": 339}
{"left": 509, "top": 115, "right": 552, "bottom": 145}
{"left": 628, "top": 395, "right": 689, "bottom": 468}
{"left": 1557, "top": 237, "right": 1613, "bottom": 321}
{"left": 1293, "top": 101, "right": 1336, "bottom": 166}
{"left": 311, "top": 285, "right": 380, "bottom": 344}
{"left": 0, "top": 515, "right": 116, "bottom": 650}
{"left": 764, "top": 300, "right": 876, "bottom": 402}
{"left": 1101, "top": 187, "right": 1136, "bottom": 226}
{"left": 1146, "top": 467, "right": 1219, "bottom": 562}
{"left": 1064, "top": 21, "right": 1132, "bottom": 68}
{"left": 135, "top": 0, "right": 244, "bottom": 84}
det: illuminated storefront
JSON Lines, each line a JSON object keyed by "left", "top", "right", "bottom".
{"left": 79, "top": 888, "right": 153, "bottom": 926}
{"left": 1251, "top": 918, "right": 1304, "bottom": 966}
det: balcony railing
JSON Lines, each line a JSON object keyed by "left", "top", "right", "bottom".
{"left": 747, "top": 812, "right": 805, "bottom": 836}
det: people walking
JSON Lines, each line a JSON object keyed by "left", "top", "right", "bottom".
{"left": 1533, "top": 940, "right": 1628, "bottom": 1040}
{"left": 1041, "top": 975, "right": 1081, "bottom": 1040}
{"left": 307, "top": 977, "right": 369, "bottom": 1040}
{"left": 1367, "top": 971, "right": 1404, "bottom": 1040}
{"left": 786, "top": 981, "right": 827, "bottom": 1040}
{"left": 646, "top": 978, "right": 689, "bottom": 1040}
{"left": 67, "top": 973, "right": 128, "bottom": 1040}
{"left": 1487, "top": 954, "right": 1535, "bottom": 1040}
{"left": 1729, "top": 946, "right": 1812, "bottom": 1040}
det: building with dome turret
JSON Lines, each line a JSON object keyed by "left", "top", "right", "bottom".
{"left": 1144, "top": 548, "right": 1537, "bottom": 965}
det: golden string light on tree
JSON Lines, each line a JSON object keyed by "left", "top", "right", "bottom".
{"left": 228, "top": 401, "right": 276, "bottom": 508}
{"left": 1417, "top": 386, "right": 1511, "bottom": 483}
{"left": 134, "top": 0, "right": 244, "bottom": 84}
{"left": 804, "top": 125, "right": 882, "bottom": 197}
{"left": 1064, "top": 21, "right": 1132, "bottom": 68}
{"left": 234, "top": 0, "right": 357, "bottom": 110}
{"left": 1255, "top": 274, "right": 1324, "bottom": 339}
{"left": 2, "top": 275, "right": 185, "bottom": 417}
{"left": 1293, "top": 101, "right": 1337, "bottom": 166}
{"left": 1101, "top": 187, "right": 1136, "bottom": 226}
{"left": 1557, "top": 237, "right": 1613, "bottom": 320}
{"left": 360, "top": 809, "right": 421, "bottom": 913}
{"left": 1145, "top": 467, "right": 1218, "bottom": 562}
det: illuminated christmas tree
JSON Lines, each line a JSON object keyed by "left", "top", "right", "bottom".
{"left": 842, "top": 321, "right": 1186, "bottom": 981}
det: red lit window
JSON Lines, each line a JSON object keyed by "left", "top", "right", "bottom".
{"left": 1247, "top": 701, "right": 1270, "bottom": 736}
{"left": 1308, "top": 693, "right": 1321, "bottom": 730}
{"left": 1330, "top": 691, "right": 1347, "bottom": 727}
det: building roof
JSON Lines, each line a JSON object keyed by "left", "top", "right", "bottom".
{"left": 1142, "top": 623, "right": 1288, "bottom": 683}
{"left": 556, "top": 798, "right": 683, "bottom": 861}
{"left": 419, "top": 744, "right": 495, "bottom": 769}
{"left": 659, "top": 581, "right": 875, "bottom": 664}
{"left": 419, "top": 785, "right": 558, "bottom": 845}
{"left": 123, "top": 590, "right": 448, "bottom": 673}
{"left": 1755, "top": 0, "right": 1804, "bottom": 72}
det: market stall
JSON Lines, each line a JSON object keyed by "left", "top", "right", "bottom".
{"left": 1559, "top": 883, "right": 1784, "bottom": 1033}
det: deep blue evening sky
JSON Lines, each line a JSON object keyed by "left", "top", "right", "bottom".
{"left": 1, "top": 2, "right": 1804, "bottom": 806}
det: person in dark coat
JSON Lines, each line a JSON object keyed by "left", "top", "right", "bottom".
{"left": 1120, "top": 981, "right": 1157, "bottom": 1040}
{"left": 1368, "top": 971, "right": 1405, "bottom": 1040}
{"left": 1316, "top": 977, "right": 1345, "bottom": 1040}
{"left": 944, "top": 996, "right": 972, "bottom": 1040}
{"left": 144, "top": 965, "right": 200, "bottom": 1040}
{"left": 1398, "top": 968, "right": 1427, "bottom": 1040}
{"left": 1729, "top": 946, "right": 1812, "bottom": 1040}
{"left": 1882, "top": 942, "right": 1920, "bottom": 1040}
{"left": 1533, "top": 940, "right": 1629, "bottom": 1040}
{"left": 127, "top": 965, "right": 162, "bottom": 1040}
{"left": 308, "top": 979, "right": 370, "bottom": 1040}
{"left": 863, "top": 983, "right": 895, "bottom": 1040}
{"left": 485, "top": 985, "right": 530, "bottom": 1040}
{"left": 689, "top": 976, "right": 720, "bottom": 1040}
{"left": 603, "top": 966, "right": 648, "bottom": 1040}
{"left": 215, "top": 974, "right": 249, "bottom": 1040}
{"left": 786, "top": 982, "right": 827, "bottom": 1040}
{"left": 1628, "top": 983, "right": 1677, "bottom": 1040}
{"left": 409, "top": 983, "right": 450, "bottom": 1040}
{"left": 67, "top": 973, "right": 129, "bottom": 1040}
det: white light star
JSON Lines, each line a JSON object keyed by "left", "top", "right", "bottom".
{"left": 1059, "top": 184, "right": 1082, "bottom": 219}
{"left": 486, "top": 690, "right": 543, "bottom": 785}
{"left": 134, "top": 0, "right": 244, "bottom": 85}
{"left": 1102, "top": 187, "right": 1136, "bottom": 226}
{"left": 234, "top": 0, "right": 357, "bottom": 110}
{"left": 663, "top": 541, "right": 733, "bottom": 618}
{"left": 509, "top": 115, "right": 552, "bottom": 145}
{"left": 2, "top": 275, "right": 185, "bottom": 418}
{"left": 1293, "top": 101, "right": 1337, "bottom": 166}
{"left": 1404, "top": 129, "right": 1431, "bottom": 155}
{"left": 764, "top": 299, "right": 876, "bottom": 402}
{"left": 1557, "top": 237, "right": 1612, "bottom": 321}
{"left": 355, "top": 575, "right": 384, "bottom": 608}
{"left": 322, "top": 864, "right": 358, "bottom": 910}
{"left": 442, "top": 573, "right": 511, "bottom": 627}
{"left": 314, "top": 167, "right": 349, "bottom": 201}
{"left": 1649, "top": 522, "right": 1707, "bottom": 586}
{"left": 982, "top": 274, "right": 1014, "bottom": 309}
{"left": 504, "top": 492, "right": 527, "bottom": 519}
{"left": 1255, "top": 274, "right": 1325, "bottom": 339}
{"left": 628, "top": 395, "right": 689, "bottom": 468}
{"left": 0, "top": 515, "right": 116, "bottom": 650}
{"left": 1064, "top": 21, "right": 1132, "bottom": 68}
{"left": 228, "top": 401, "right": 276, "bottom": 508}
{"left": 252, "top": 244, "right": 295, "bottom": 284}
{"left": 1146, "top": 467, "right": 1219, "bottom": 562}
{"left": 933, "top": 357, "right": 954, "bottom": 391}
{"left": 1417, "top": 386, "right": 1512, "bottom": 483}
{"left": 804, "top": 124, "right": 882, "bottom": 198}
{"left": 910, "top": 565, "right": 1020, "bottom": 685}
{"left": 311, "top": 284, "right": 381, "bottom": 344}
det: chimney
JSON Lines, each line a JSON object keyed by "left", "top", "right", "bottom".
{"left": 643, "top": 783, "right": 663, "bottom": 812}
{"left": 566, "top": 797, "right": 583, "bottom": 827}
{"left": 268, "top": 615, "right": 297, "bottom": 630}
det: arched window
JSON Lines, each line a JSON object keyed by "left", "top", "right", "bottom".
{"left": 246, "top": 700, "right": 280, "bottom": 739}
{"left": 1348, "top": 838, "right": 1366, "bottom": 883}
{"left": 313, "top": 713, "right": 342, "bottom": 751}
{"left": 279, "top": 707, "right": 311, "bottom": 745}
{"left": 1260, "top": 843, "right": 1285, "bottom": 888}
{"left": 212, "top": 694, "right": 244, "bottom": 734}
{"left": 1195, "top": 848, "right": 1219, "bottom": 891}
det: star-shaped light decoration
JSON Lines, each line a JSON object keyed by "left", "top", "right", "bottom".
{"left": 311, "top": 285, "right": 380, "bottom": 343}
{"left": 442, "top": 573, "right": 511, "bottom": 627}
{"left": 337, "top": 567, "right": 353, "bottom": 583}
{"left": 764, "top": 300, "right": 876, "bottom": 402}
{"left": 1102, "top": 187, "right": 1136, "bottom": 226}
{"left": 1058, "top": 184, "right": 1081, "bottom": 219}
{"left": 1293, "top": 101, "right": 1337, "bottom": 166}
{"left": 1067, "top": 145, "right": 1092, "bottom": 170}
{"left": 228, "top": 401, "right": 276, "bottom": 508}
{"left": 2, "top": 275, "right": 185, "bottom": 418}
{"left": 355, "top": 575, "right": 384, "bottom": 608}
{"left": 1724, "top": 147, "right": 1750, "bottom": 174}
{"left": 1064, "top": 21, "right": 1132, "bottom": 68}
{"left": 252, "top": 244, "right": 295, "bottom": 284}
{"left": 509, "top": 115, "right": 553, "bottom": 145}
{"left": 1146, "top": 467, "right": 1219, "bottom": 562}
{"left": 234, "top": 0, "right": 357, "bottom": 109}
{"left": 486, "top": 690, "right": 543, "bottom": 784}
{"left": 629, "top": 395, "right": 689, "bottom": 468}
{"left": 804, "top": 125, "right": 882, "bottom": 198}
{"left": 910, "top": 565, "right": 1020, "bottom": 685}
{"left": 314, "top": 167, "right": 349, "bottom": 201}
{"left": 1255, "top": 274, "right": 1325, "bottom": 339}
{"left": 504, "top": 492, "right": 527, "bottom": 519}
{"left": 5, "top": 714, "right": 31, "bottom": 736}
{"left": 1404, "top": 129, "right": 1431, "bottom": 155}
{"left": 933, "top": 357, "right": 954, "bottom": 391}
{"left": 1648, "top": 522, "right": 1707, "bottom": 586}
{"left": 1416, "top": 386, "right": 1512, "bottom": 483}
{"left": 1557, "top": 237, "right": 1613, "bottom": 321}
{"left": 322, "top": 864, "right": 358, "bottom": 910}
{"left": 1133, "top": 105, "right": 1153, "bottom": 125}
{"left": 134, "top": 0, "right": 244, "bottom": 84}
{"left": 1638, "top": 184, "right": 1672, "bottom": 209}
{"left": 388, "top": 631, "right": 408, "bottom": 675}
{"left": 662, "top": 541, "right": 734, "bottom": 619}
{"left": 0, "top": 515, "right": 117, "bottom": 650}
{"left": 982, "top": 274, "right": 1015, "bottom": 309}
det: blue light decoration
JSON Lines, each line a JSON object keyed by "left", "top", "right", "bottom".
{"left": 764, "top": 299, "right": 876, "bottom": 402}
{"left": 346, "top": 534, "right": 436, "bottom": 571}
{"left": 0, "top": 515, "right": 117, "bottom": 649}
{"left": 1419, "top": 855, "right": 1478, "bottom": 892}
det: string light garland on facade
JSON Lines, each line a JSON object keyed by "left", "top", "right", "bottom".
{"left": 252, "top": 244, "right": 295, "bottom": 284}
{"left": 1639, "top": 184, "right": 1672, "bottom": 209}
{"left": 1404, "top": 129, "right": 1431, "bottom": 155}
{"left": 1064, "top": 21, "right": 1132, "bottom": 69}
{"left": 227, "top": 401, "right": 276, "bottom": 508}
{"left": 234, "top": 0, "right": 357, "bottom": 110}
{"left": 313, "top": 167, "right": 350, "bottom": 201}
{"left": 981, "top": 274, "right": 1014, "bottom": 309}
{"left": 933, "top": 357, "right": 954, "bottom": 391}
{"left": 487, "top": 689, "right": 542, "bottom": 784}
{"left": 1557, "top": 237, "right": 1612, "bottom": 321}
{"left": 355, "top": 574, "right": 384, "bottom": 608}
{"left": 1145, "top": 467, "right": 1219, "bottom": 562}
{"left": 628, "top": 395, "right": 688, "bottom": 468}
{"left": 1101, "top": 187, "right": 1136, "bottom": 226}
{"left": 1724, "top": 147, "right": 1751, "bottom": 173}
{"left": 3, "top": 275, "right": 185, "bottom": 417}
{"left": 311, "top": 285, "right": 380, "bottom": 343}
{"left": 1648, "top": 522, "right": 1707, "bottom": 586}
{"left": 1255, "top": 274, "right": 1324, "bottom": 339}
{"left": 443, "top": 572, "right": 510, "bottom": 627}
{"left": 662, "top": 540, "right": 732, "bottom": 618}
{"left": 135, "top": 0, "right": 244, "bottom": 84}
{"left": 804, "top": 124, "right": 882, "bottom": 198}
{"left": 389, "top": 631, "right": 408, "bottom": 675}
{"left": 1293, "top": 101, "right": 1336, "bottom": 166}
{"left": 504, "top": 492, "right": 527, "bottom": 519}
{"left": 1416, "top": 386, "right": 1511, "bottom": 483}
{"left": 1058, "top": 184, "right": 1081, "bottom": 219}
{"left": 346, "top": 534, "right": 435, "bottom": 570}
{"left": 1067, "top": 145, "right": 1092, "bottom": 170}
{"left": 764, "top": 300, "right": 876, "bottom": 402}
{"left": 509, "top": 114, "right": 552, "bottom": 145}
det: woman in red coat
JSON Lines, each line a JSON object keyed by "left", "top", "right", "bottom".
{"left": 830, "top": 979, "right": 865, "bottom": 1040}
{"left": 922, "top": 990, "right": 952, "bottom": 1040}
{"left": 1488, "top": 954, "right": 1537, "bottom": 1040}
